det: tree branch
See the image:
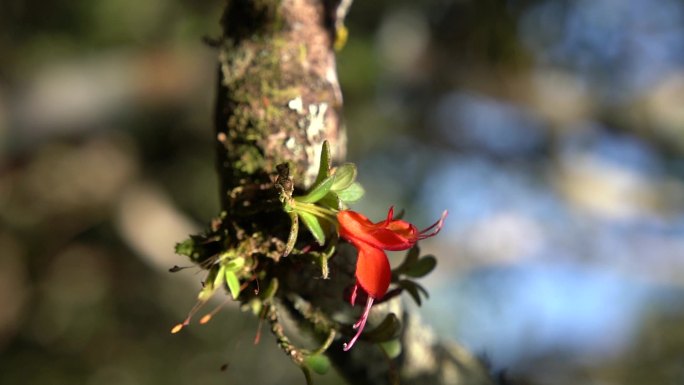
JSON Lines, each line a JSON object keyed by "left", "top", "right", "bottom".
{"left": 206, "top": 0, "right": 496, "bottom": 384}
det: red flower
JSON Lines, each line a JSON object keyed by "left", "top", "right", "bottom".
{"left": 337, "top": 207, "right": 447, "bottom": 350}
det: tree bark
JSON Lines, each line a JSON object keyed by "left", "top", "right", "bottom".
{"left": 211, "top": 1, "right": 495, "bottom": 384}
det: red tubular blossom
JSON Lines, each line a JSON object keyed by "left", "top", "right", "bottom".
{"left": 337, "top": 207, "right": 447, "bottom": 350}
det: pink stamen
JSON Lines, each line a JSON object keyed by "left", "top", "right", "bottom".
{"left": 382, "top": 206, "right": 395, "bottom": 226}
{"left": 343, "top": 297, "right": 374, "bottom": 351}
{"left": 350, "top": 284, "right": 358, "bottom": 306}
{"left": 418, "top": 210, "right": 448, "bottom": 240}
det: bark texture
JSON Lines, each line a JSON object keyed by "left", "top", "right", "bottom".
{"left": 212, "top": 1, "right": 495, "bottom": 384}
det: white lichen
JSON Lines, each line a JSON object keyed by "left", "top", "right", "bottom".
{"left": 287, "top": 96, "right": 304, "bottom": 114}
{"left": 285, "top": 137, "right": 296, "bottom": 150}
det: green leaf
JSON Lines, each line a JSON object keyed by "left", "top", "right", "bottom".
{"left": 214, "top": 265, "right": 226, "bottom": 288}
{"left": 403, "top": 256, "right": 437, "bottom": 278}
{"left": 296, "top": 175, "right": 335, "bottom": 203}
{"left": 379, "top": 339, "right": 402, "bottom": 359}
{"left": 330, "top": 163, "right": 356, "bottom": 191}
{"left": 225, "top": 257, "right": 246, "bottom": 272}
{"left": 225, "top": 270, "right": 241, "bottom": 300}
{"left": 249, "top": 298, "right": 263, "bottom": 316}
{"left": 197, "top": 284, "right": 216, "bottom": 302}
{"left": 299, "top": 211, "right": 326, "bottom": 246}
{"left": 318, "top": 191, "right": 341, "bottom": 210}
{"left": 284, "top": 211, "right": 299, "bottom": 256}
{"left": 398, "top": 280, "right": 423, "bottom": 306}
{"left": 314, "top": 140, "right": 331, "bottom": 186}
{"left": 394, "top": 245, "right": 420, "bottom": 274}
{"left": 336, "top": 182, "right": 365, "bottom": 203}
{"left": 241, "top": 298, "right": 263, "bottom": 316}
{"left": 304, "top": 354, "right": 331, "bottom": 375}
{"left": 198, "top": 265, "right": 220, "bottom": 301}
{"left": 174, "top": 238, "right": 195, "bottom": 257}
{"left": 361, "top": 313, "right": 402, "bottom": 342}
{"left": 406, "top": 245, "right": 420, "bottom": 266}
{"left": 413, "top": 281, "right": 429, "bottom": 299}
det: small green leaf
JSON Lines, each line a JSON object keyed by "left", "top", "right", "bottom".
{"left": 406, "top": 245, "right": 420, "bottom": 265}
{"left": 379, "top": 339, "right": 402, "bottom": 359}
{"left": 284, "top": 211, "right": 299, "bottom": 256}
{"left": 175, "top": 238, "right": 195, "bottom": 257}
{"left": 214, "top": 265, "right": 226, "bottom": 288}
{"left": 197, "top": 284, "right": 216, "bottom": 302}
{"left": 240, "top": 298, "right": 263, "bottom": 316}
{"left": 198, "top": 265, "right": 220, "bottom": 301}
{"left": 398, "top": 280, "right": 422, "bottom": 306}
{"left": 299, "top": 211, "right": 326, "bottom": 246}
{"left": 403, "top": 256, "right": 437, "bottom": 278}
{"left": 414, "top": 281, "right": 429, "bottom": 299}
{"left": 225, "top": 270, "right": 241, "bottom": 300}
{"left": 225, "top": 257, "right": 246, "bottom": 271}
{"left": 330, "top": 163, "right": 356, "bottom": 191}
{"left": 336, "top": 182, "right": 365, "bottom": 203}
{"left": 249, "top": 299, "right": 263, "bottom": 316}
{"left": 296, "top": 175, "right": 335, "bottom": 204}
{"left": 362, "top": 313, "right": 402, "bottom": 342}
{"left": 398, "top": 280, "right": 430, "bottom": 306}
{"left": 314, "top": 140, "right": 332, "bottom": 186}
{"left": 394, "top": 245, "right": 420, "bottom": 274}
{"left": 304, "top": 354, "right": 331, "bottom": 375}
{"left": 318, "top": 191, "right": 341, "bottom": 210}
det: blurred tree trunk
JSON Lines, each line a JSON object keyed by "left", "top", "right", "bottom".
{"left": 213, "top": 0, "right": 495, "bottom": 384}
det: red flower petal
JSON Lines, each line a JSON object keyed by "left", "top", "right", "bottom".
{"left": 338, "top": 210, "right": 414, "bottom": 250}
{"left": 354, "top": 242, "right": 391, "bottom": 299}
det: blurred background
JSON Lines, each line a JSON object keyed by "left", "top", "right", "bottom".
{"left": 2, "top": 0, "right": 684, "bottom": 384}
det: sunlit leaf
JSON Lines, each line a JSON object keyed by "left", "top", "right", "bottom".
{"left": 314, "top": 140, "right": 331, "bottom": 186}
{"left": 379, "top": 339, "right": 402, "bottom": 359}
{"left": 296, "top": 175, "right": 334, "bottom": 203}
{"left": 198, "top": 265, "right": 220, "bottom": 301}
{"left": 214, "top": 265, "right": 226, "bottom": 288}
{"left": 330, "top": 163, "right": 356, "bottom": 191}
{"left": 225, "top": 270, "right": 241, "bottom": 299}
{"left": 336, "top": 181, "right": 364, "bottom": 203}
{"left": 225, "top": 257, "right": 246, "bottom": 271}
{"left": 318, "top": 191, "right": 341, "bottom": 210}
{"left": 240, "top": 298, "right": 263, "bottom": 316}
{"left": 299, "top": 211, "right": 326, "bottom": 245}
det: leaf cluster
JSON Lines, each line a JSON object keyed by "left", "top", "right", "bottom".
{"left": 281, "top": 141, "right": 364, "bottom": 259}
{"left": 392, "top": 245, "right": 437, "bottom": 306}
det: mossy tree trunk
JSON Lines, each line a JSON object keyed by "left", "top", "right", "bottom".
{"left": 209, "top": 0, "right": 495, "bottom": 384}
